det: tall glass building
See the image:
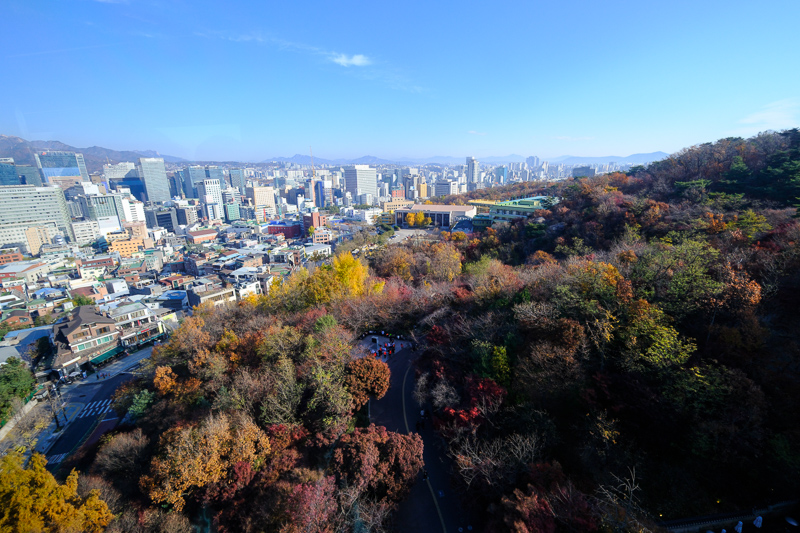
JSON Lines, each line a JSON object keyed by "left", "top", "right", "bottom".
{"left": 136, "top": 158, "right": 170, "bottom": 204}
{"left": 0, "top": 159, "right": 19, "bottom": 186}
{"left": 34, "top": 151, "right": 90, "bottom": 183}
{"left": 182, "top": 166, "right": 206, "bottom": 198}
{"left": 229, "top": 168, "right": 246, "bottom": 193}
{"left": 16, "top": 165, "right": 42, "bottom": 186}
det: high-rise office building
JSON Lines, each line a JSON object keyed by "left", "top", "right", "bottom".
{"left": 16, "top": 165, "right": 42, "bottom": 186}
{"left": 496, "top": 166, "right": 508, "bottom": 184}
{"left": 103, "top": 162, "right": 136, "bottom": 181}
{"left": 197, "top": 179, "right": 223, "bottom": 206}
{"left": 136, "top": 158, "right": 170, "bottom": 203}
{"left": 205, "top": 166, "right": 225, "bottom": 185}
{"left": 224, "top": 203, "right": 241, "bottom": 222}
{"left": 168, "top": 173, "right": 183, "bottom": 198}
{"left": 0, "top": 159, "right": 19, "bottom": 186}
{"left": 229, "top": 168, "right": 246, "bottom": 192}
{"left": 34, "top": 151, "right": 89, "bottom": 187}
{"left": 0, "top": 186, "right": 74, "bottom": 251}
{"left": 121, "top": 197, "right": 146, "bottom": 223}
{"left": 176, "top": 207, "right": 198, "bottom": 226}
{"left": 526, "top": 156, "right": 540, "bottom": 169}
{"left": 434, "top": 180, "right": 459, "bottom": 197}
{"left": 144, "top": 208, "right": 179, "bottom": 232}
{"left": 76, "top": 194, "right": 125, "bottom": 222}
{"left": 344, "top": 165, "right": 377, "bottom": 199}
{"left": 466, "top": 157, "right": 480, "bottom": 184}
{"left": 182, "top": 166, "right": 206, "bottom": 198}
{"left": 246, "top": 186, "right": 276, "bottom": 211}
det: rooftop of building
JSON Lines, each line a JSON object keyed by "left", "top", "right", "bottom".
{"left": 0, "top": 261, "right": 47, "bottom": 274}
{"left": 56, "top": 305, "right": 116, "bottom": 337}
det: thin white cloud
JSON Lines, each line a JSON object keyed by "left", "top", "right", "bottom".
{"left": 467, "top": 130, "right": 486, "bottom": 136}
{"left": 731, "top": 99, "right": 799, "bottom": 135}
{"left": 196, "top": 30, "right": 422, "bottom": 92}
{"left": 330, "top": 53, "right": 371, "bottom": 67}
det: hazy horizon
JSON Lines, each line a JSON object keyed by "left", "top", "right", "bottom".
{"left": 2, "top": 1, "right": 798, "bottom": 161}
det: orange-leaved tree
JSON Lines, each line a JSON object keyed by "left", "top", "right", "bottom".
{"left": 345, "top": 357, "right": 391, "bottom": 409}
{"left": 141, "top": 413, "right": 270, "bottom": 511}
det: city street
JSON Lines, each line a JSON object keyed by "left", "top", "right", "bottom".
{"left": 28, "top": 346, "right": 153, "bottom": 469}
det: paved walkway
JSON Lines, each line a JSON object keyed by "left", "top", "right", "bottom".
{"left": 364, "top": 336, "right": 477, "bottom": 533}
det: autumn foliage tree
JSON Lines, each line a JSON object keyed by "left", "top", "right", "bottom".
{"left": 345, "top": 357, "right": 391, "bottom": 409}
{"left": 141, "top": 413, "right": 270, "bottom": 511}
{"left": 331, "top": 425, "right": 423, "bottom": 503}
{"left": 0, "top": 453, "right": 113, "bottom": 533}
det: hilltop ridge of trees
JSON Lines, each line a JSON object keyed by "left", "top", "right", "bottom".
{"left": 3, "top": 129, "right": 800, "bottom": 532}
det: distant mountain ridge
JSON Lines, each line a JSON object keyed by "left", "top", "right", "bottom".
{"left": 0, "top": 134, "right": 669, "bottom": 170}
{"left": 549, "top": 152, "right": 669, "bottom": 165}
{"left": 264, "top": 152, "right": 667, "bottom": 166}
{"left": 0, "top": 135, "right": 186, "bottom": 173}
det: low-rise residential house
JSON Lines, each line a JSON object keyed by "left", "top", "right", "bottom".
{"left": 69, "top": 283, "right": 109, "bottom": 303}
{"left": 234, "top": 280, "right": 261, "bottom": 300}
{"left": 0, "top": 261, "right": 51, "bottom": 284}
{"left": 76, "top": 256, "right": 115, "bottom": 271}
{"left": 109, "top": 302, "right": 165, "bottom": 348}
{"left": 117, "top": 259, "right": 147, "bottom": 276}
{"left": 52, "top": 306, "right": 120, "bottom": 376}
{"left": 0, "top": 251, "right": 24, "bottom": 265}
{"left": 186, "top": 229, "right": 218, "bottom": 244}
{"left": 156, "top": 290, "right": 188, "bottom": 311}
{"left": 187, "top": 286, "right": 236, "bottom": 308}
{"left": 0, "top": 310, "right": 32, "bottom": 327}
{"left": 304, "top": 243, "right": 332, "bottom": 258}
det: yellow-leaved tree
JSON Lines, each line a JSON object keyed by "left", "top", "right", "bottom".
{"left": 0, "top": 453, "right": 113, "bottom": 533}
{"left": 332, "top": 253, "right": 370, "bottom": 297}
{"left": 141, "top": 413, "right": 270, "bottom": 511}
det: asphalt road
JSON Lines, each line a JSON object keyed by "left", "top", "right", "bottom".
{"left": 366, "top": 336, "right": 477, "bottom": 533}
{"left": 44, "top": 373, "right": 132, "bottom": 468}
{"left": 41, "top": 346, "right": 152, "bottom": 469}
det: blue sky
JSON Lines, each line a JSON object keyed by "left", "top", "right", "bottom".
{"left": 2, "top": 0, "right": 799, "bottom": 161}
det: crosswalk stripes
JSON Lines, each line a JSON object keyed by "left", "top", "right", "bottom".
{"left": 46, "top": 453, "right": 67, "bottom": 465}
{"left": 77, "top": 399, "right": 114, "bottom": 419}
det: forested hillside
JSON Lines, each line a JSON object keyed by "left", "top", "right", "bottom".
{"left": 4, "top": 129, "right": 799, "bottom": 532}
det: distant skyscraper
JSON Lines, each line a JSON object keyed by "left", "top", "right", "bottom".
{"left": 229, "top": 168, "right": 246, "bottom": 193}
{"left": 197, "top": 179, "right": 223, "bottom": 208}
{"left": 136, "top": 158, "right": 170, "bottom": 203}
{"left": 496, "top": 166, "right": 508, "bottom": 185}
{"left": 0, "top": 159, "right": 19, "bottom": 186}
{"left": 526, "top": 156, "right": 540, "bottom": 169}
{"left": 34, "top": 151, "right": 89, "bottom": 187}
{"left": 205, "top": 166, "right": 225, "bottom": 185}
{"left": 103, "top": 162, "right": 136, "bottom": 181}
{"left": 246, "top": 186, "right": 276, "bottom": 212}
{"left": 466, "top": 157, "right": 480, "bottom": 184}
{"left": 344, "top": 165, "right": 377, "bottom": 199}
{"left": 16, "top": 165, "right": 42, "bottom": 186}
{"left": 0, "top": 185, "right": 74, "bottom": 251}
{"left": 182, "top": 166, "right": 206, "bottom": 198}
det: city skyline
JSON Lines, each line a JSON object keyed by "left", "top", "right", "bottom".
{"left": 1, "top": 1, "right": 798, "bottom": 161}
